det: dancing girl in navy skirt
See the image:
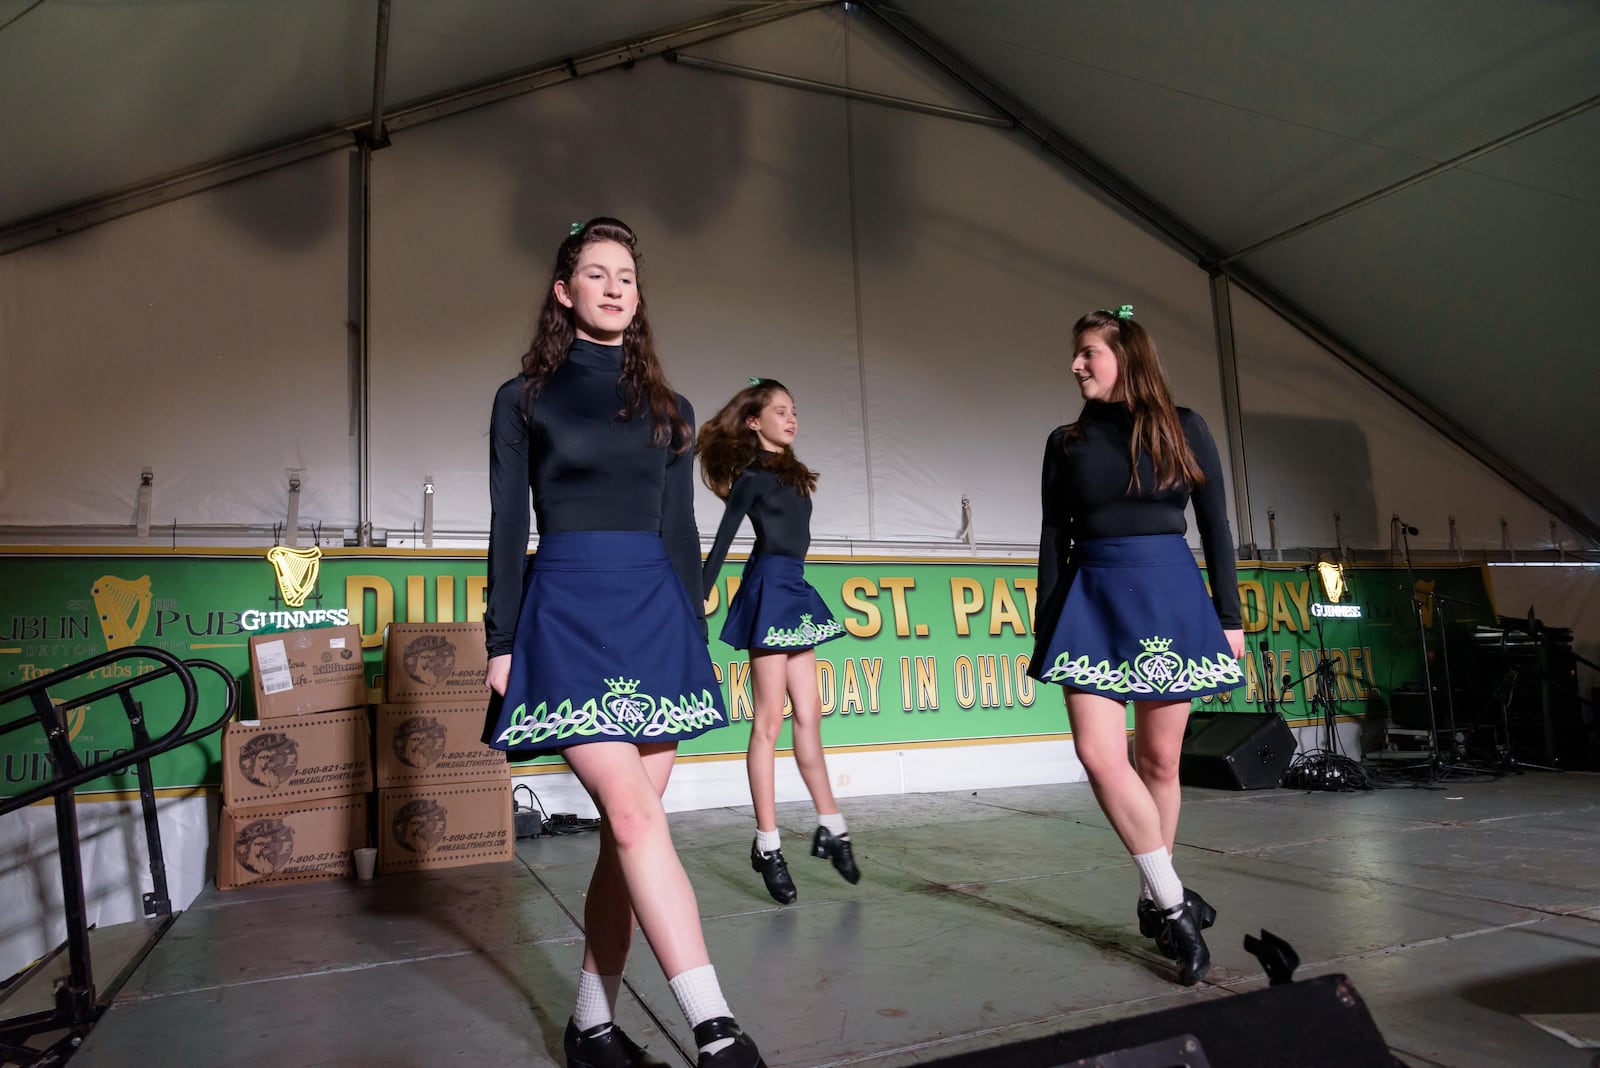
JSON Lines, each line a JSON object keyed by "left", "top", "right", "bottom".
{"left": 484, "top": 219, "right": 764, "bottom": 1068}
{"left": 698, "top": 379, "right": 858, "bottom": 905}
{"left": 1028, "top": 306, "right": 1244, "bottom": 986}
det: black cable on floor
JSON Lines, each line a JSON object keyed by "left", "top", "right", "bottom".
{"left": 1282, "top": 748, "right": 1376, "bottom": 791}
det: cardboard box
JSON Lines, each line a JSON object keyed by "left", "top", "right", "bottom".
{"left": 377, "top": 781, "right": 513, "bottom": 875}
{"left": 222, "top": 710, "right": 374, "bottom": 810}
{"left": 383, "top": 622, "right": 488, "bottom": 704}
{"left": 249, "top": 625, "right": 367, "bottom": 720}
{"left": 216, "top": 795, "right": 368, "bottom": 891}
{"left": 374, "top": 702, "right": 509, "bottom": 789}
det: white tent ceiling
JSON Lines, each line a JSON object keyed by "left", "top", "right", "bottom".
{"left": 3, "top": 0, "right": 1597, "bottom": 542}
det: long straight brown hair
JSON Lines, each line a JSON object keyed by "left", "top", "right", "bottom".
{"left": 519, "top": 217, "right": 691, "bottom": 452}
{"left": 1066, "top": 310, "right": 1206, "bottom": 492}
{"left": 696, "top": 379, "right": 818, "bottom": 499}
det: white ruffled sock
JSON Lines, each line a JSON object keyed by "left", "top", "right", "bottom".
{"left": 572, "top": 969, "right": 620, "bottom": 1032}
{"left": 1132, "top": 848, "right": 1184, "bottom": 911}
{"left": 669, "top": 964, "right": 735, "bottom": 1056}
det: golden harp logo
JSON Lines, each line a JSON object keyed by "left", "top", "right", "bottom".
{"left": 267, "top": 546, "right": 322, "bottom": 608}
{"left": 91, "top": 575, "right": 152, "bottom": 650}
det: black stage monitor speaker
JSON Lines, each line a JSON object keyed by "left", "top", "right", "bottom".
{"left": 918, "top": 973, "right": 1398, "bottom": 1067}
{"left": 1179, "top": 711, "right": 1297, "bottom": 790}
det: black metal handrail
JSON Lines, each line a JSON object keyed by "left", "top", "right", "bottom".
{"left": 0, "top": 649, "right": 234, "bottom": 814}
{"left": 0, "top": 647, "right": 237, "bottom": 1065}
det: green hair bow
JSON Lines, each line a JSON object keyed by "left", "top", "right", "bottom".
{"left": 569, "top": 221, "right": 585, "bottom": 236}
{"left": 1099, "top": 303, "right": 1134, "bottom": 320}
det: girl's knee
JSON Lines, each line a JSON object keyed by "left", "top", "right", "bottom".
{"left": 1136, "top": 747, "right": 1181, "bottom": 783}
{"left": 1076, "top": 741, "right": 1133, "bottom": 781}
{"left": 749, "top": 710, "right": 786, "bottom": 746}
{"left": 599, "top": 793, "right": 667, "bottom": 850}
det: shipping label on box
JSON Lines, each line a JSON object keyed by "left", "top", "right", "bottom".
{"left": 377, "top": 781, "right": 513, "bottom": 875}
{"left": 222, "top": 710, "right": 374, "bottom": 810}
{"left": 249, "top": 624, "right": 367, "bottom": 720}
{"left": 216, "top": 795, "right": 368, "bottom": 891}
{"left": 374, "top": 703, "right": 508, "bottom": 788}
{"left": 383, "top": 622, "right": 488, "bottom": 703}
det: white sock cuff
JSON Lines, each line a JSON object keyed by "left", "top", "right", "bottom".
{"left": 755, "top": 828, "right": 781, "bottom": 853}
{"left": 817, "top": 812, "right": 848, "bottom": 836}
{"left": 1132, "top": 848, "right": 1184, "bottom": 911}
{"left": 573, "top": 969, "right": 617, "bottom": 1031}
{"left": 668, "top": 963, "right": 733, "bottom": 1029}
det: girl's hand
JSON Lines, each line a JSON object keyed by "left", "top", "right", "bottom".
{"left": 1223, "top": 629, "right": 1245, "bottom": 660}
{"left": 487, "top": 654, "right": 511, "bottom": 696}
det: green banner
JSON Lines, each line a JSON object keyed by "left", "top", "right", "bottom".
{"left": 0, "top": 549, "right": 1494, "bottom": 796}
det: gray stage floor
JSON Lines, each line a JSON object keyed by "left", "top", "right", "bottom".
{"left": 73, "top": 771, "right": 1600, "bottom": 1067}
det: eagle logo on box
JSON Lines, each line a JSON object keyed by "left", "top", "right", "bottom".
{"left": 393, "top": 716, "right": 448, "bottom": 769}
{"left": 238, "top": 733, "right": 299, "bottom": 790}
{"left": 393, "top": 799, "right": 447, "bottom": 855}
{"left": 235, "top": 818, "right": 295, "bottom": 875}
{"left": 402, "top": 635, "right": 457, "bottom": 688}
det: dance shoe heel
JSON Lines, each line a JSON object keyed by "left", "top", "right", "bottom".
{"left": 564, "top": 1018, "right": 670, "bottom": 1068}
{"left": 750, "top": 840, "right": 797, "bottom": 905}
{"left": 810, "top": 826, "right": 861, "bottom": 884}
{"left": 693, "top": 1017, "right": 767, "bottom": 1068}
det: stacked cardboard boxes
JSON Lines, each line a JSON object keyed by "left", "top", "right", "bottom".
{"left": 375, "top": 622, "right": 512, "bottom": 876}
{"left": 216, "top": 625, "right": 372, "bottom": 891}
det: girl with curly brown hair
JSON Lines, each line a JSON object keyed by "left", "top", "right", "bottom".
{"left": 699, "top": 379, "right": 859, "bottom": 907}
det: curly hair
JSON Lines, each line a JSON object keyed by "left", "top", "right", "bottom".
{"left": 696, "top": 379, "right": 818, "bottom": 499}
{"left": 518, "top": 217, "right": 691, "bottom": 452}
{"left": 1064, "top": 310, "right": 1205, "bottom": 492}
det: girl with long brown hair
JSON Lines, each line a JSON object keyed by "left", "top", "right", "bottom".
{"left": 483, "top": 218, "right": 765, "bottom": 1068}
{"left": 698, "top": 379, "right": 858, "bottom": 906}
{"left": 1028, "top": 306, "right": 1245, "bottom": 986}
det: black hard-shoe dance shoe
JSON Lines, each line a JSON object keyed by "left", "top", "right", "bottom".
{"left": 563, "top": 1018, "right": 670, "bottom": 1068}
{"left": 1160, "top": 900, "right": 1212, "bottom": 986}
{"left": 750, "top": 840, "right": 797, "bottom": 905}
{"left": 693, "top": 1017, "right": 767, "bottom": 1068}
{"left": 810, "top": 826, "right": 861, "bottom": 884}
{"left": 1139, "top": 889, "right": 1216, "bottom": 959}
{"left": 1136, "top": 898, "right": 1171, "bottom": 958}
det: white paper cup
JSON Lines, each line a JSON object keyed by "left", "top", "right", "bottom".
{"left": 353, "top": 846, "right": 377, "bottom": 881}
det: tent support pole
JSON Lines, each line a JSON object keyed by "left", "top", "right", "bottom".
{"left": 1209, "top": 274, "right": 1256, "bottom": 558}
{"left": 665, "top": 51, "right": 1011, "bottom": 127}
{"left": 353, "top": 0, "right": 391, "bottom": 547}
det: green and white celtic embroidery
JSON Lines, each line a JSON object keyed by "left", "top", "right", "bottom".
{"left": 761, "top": 613, "right": 845, "bottom": 648}
{"left": 1041, "top": 635, "right": 1242, "bottom": 696}
{"left": 496, "top": 676, "right": 723, "bottom": 748}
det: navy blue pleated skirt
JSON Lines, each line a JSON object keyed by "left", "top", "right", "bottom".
{"left": 484, "top": 531, "right": 728, "bottom": 755}
{"left": 720, "top": 554, "right": 844, "bottom": 652}
{"left": 1028, "top": 535, "right": 1242, "bottom": 700}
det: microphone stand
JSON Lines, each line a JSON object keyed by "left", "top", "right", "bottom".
{"left": 1278, "top": 609, "right": 1342, "bottom": 758}
{"left": 1427, "top": 589, "right": 1480, "bottom": 761}
{"left": 1258, "top": 638, "right": 1279, "bottom": 716}
{"left": 1398, "top": 521, "right": 1451, "bottom": 783}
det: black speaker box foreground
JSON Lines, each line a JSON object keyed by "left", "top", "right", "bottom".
{"left": 1179, "top": 711, "right": 1297, "bottom": 790}
{"left": 918, "top": 973, "right": 1399, "bottom": 1067}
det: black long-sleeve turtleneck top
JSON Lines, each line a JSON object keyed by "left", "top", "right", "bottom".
{"left": 701, "top": 457, "right": 812, "bottom": 593}
{"left": 1037, "top": 400, "right": 1241, "bottom": 628}
{"left": 484, "top": 339, "right": 703, "bottom": 657}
